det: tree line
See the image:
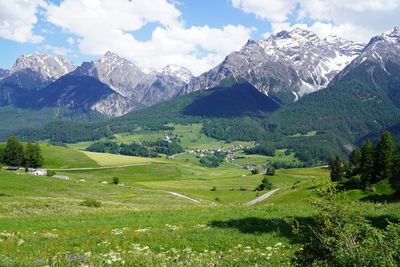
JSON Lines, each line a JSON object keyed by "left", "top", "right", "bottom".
{"left": 0, "top": 136, "right": 43, "bottom": 168}
{"left": 86, "top": 139, "right": 184, "bottom": 157}
{"left": 330, "top": 131, "right": 400, "bottom": 195}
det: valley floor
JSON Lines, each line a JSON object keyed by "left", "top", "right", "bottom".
{"left": 1, "top": 150, "right": 399, "bottom": 266}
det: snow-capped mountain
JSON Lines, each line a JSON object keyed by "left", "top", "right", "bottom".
{"left": 0, "top": 54, "right": 77, "bottom": 106}
{"left": 332, "top": 27, "right": 400, "bottom": 83}
{"left": 159, "top": 65, "right": 193, "bottom": 83}
{"left": 181, "top": 28, "right": 364, "bottom": 104}
{"left": 74, "top": 52, "right": 189, "bottom": 116}
{"left": 0, "top": 68, "right": 9, "bottom": 81}
{"left": 76, "top": 51, "right": 146, "bottom": 98}
{"left": 10, "top": 53, "right": 76, "bottom": 81}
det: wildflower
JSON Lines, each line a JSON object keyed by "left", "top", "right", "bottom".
{"left": 275, "top": 242, "right": 282, "bottom": 247}
{"left": 111, "top": 228, "right": 123, "bottom": 235}
{"left": 17, "top": 239, "right": 24, "bottom": 246}
{"left": 165, "top": 224, "right": 181, "bottom": 231}
{"left": 135, "top": 228, "right": 151, "bottom": 233}
{"left": 43, "top": 232, "right": 58, "bottom": 238}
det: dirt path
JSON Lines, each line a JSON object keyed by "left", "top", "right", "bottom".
{"left": 168, "top": 192, "right": 201, "bottom": 203}
{"left": 243, "top": 189, "right": 279, "bottom": 206}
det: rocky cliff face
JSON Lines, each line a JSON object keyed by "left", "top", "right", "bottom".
{"left": 74, "top": 52, "right": 193, "bottom": 116}
{"left": 182, "top": 28, "right": 364, "bottom": 104}
{"left": 332, "top": 27, "right": 400, "bottom": 84}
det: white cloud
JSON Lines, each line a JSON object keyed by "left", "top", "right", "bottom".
{"left": 45, "top": 0, "right": 253, "bottom": 75}
{"left": 231, "top": 0, "right": 400, "bottom": 43}
{"left": 44, "top": 44, "right": 71, "bottom": 56}
{"left": 67, "top": 37, "right": 75, "bottom": 45}
{"left": 0, "top": 0, "right": 44, "bottom": 43}
{"left": 231, "top": 0, "right": 297, "bottom": 22}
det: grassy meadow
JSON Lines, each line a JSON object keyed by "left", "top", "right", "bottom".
{"left": 1, "top": 143, "right": 399, "bottom": 266}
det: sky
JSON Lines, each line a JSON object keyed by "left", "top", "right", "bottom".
{"left": 0, "top": 0, "right": 399, "bottom": 76}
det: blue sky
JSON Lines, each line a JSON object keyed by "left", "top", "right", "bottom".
{"left": 0, "top": 0, "right": 399, "bottom": 75}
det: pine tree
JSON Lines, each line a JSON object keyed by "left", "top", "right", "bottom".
{"left": 25, "top": 142, "right": 44, "bottom": 168}
{"left": 4, "top": 136, "right": 24, "bottom": 167}
{"left": 349, "top": 148, "right": 361, "bottom": 168}
{"left": 390, "top": 145, "right": 400, "bottom": 195}
{"left": 33, "top": 143, "right": 44, "bottom": 168}
{"left": 360, "top": 141, "right": 374, "bottom": 189}
{"left": 373, "top": 131, "right": 394, "bottom": 182}
{"left": 0, "top": 146, "right": 4, "bottom": 164}
{"left": 330, "top": 155, "right": 344, "bottom": 182}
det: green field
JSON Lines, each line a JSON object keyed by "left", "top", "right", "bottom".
{"left": 1, "top": 145, "right": 399, "bottom": 266}
{"left": 67, "top": 123, "right": 254, "bottom": 151}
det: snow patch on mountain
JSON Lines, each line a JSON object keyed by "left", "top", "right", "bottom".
{"left": 182, "top": 28, "right": 364, "bottom": 103}
{"left": 10, "top": 53, "right": 76, "bottom": 81}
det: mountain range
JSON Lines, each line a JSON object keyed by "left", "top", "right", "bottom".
{"left": 1, "top": 27, "right": 400, "bottom": 162}
{"left": 0, "top": 28, "right": 366, "bottom": 121}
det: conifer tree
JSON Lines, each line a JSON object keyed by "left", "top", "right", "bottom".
{"left": 330, "top": 155, "right": 344, "bottom": 182}
{"left": 360, "top": 141, "right": 374, "bottom": 189}
{"left": 349, "top": 148, "right": 361, "bottom": 168}
{"left": 0, "top": 146, "right": 4, "bottom": 164}
{"left": 4, "top": 136, "right": 24, "bottom": 167}
{"left": 390, "top": 145, "right": 400, "bottom": 195}
{"left": 25, "top": 142, "right": 43, "bottom": 168}
{"left": 373, "top": 131, "right": 394, "bottom": 182}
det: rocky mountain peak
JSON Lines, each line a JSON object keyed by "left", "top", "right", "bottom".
{"left": 160, "top": 65, "right": 193, "bottom": 83}
{"left": 182, "top": 28, "right": 364, "bottom": 102}
{"left": 0, "top": 68, "right": 10, "bottom": 80}
{"left": 10, "top": 53, "right": 76, "bottom": 80}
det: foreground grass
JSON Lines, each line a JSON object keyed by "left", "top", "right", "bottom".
{"left": 1, "top": 158, "right": 399, "bottom": 266}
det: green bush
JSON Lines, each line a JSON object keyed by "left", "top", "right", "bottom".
{"left": 112, "top": 177, "right": 120, "bottom": 185}
{"left": 255, "top": 177, "right": 272, "bottom": 191}
{"left": 80, "top": 199, "right": 102, "bottom": 208}
{"left": 46, "top": 170, "right": 56, "bottom": 177}
{"left": 287, "top": 184, "right": 400, "bottom": 266}
{"left": 266, "top": 166, "right": 275, "bottom": 176}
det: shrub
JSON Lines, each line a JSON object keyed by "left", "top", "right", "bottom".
{"left": 80, "top": 199, "right": 101, "bottom": 208}
{"left": 251, "top": 168, "right": 259, "bottom": 175}
{"left": 210, "top": 186, "right": 217, "bottom": 191}
{"left": 286, "top": 183, "right": 400, "bottom": 266}
{"left": 112, "top": 177, "right": 120, "bottom": 185}
{"left": 255, "top": 177, "right": 272, "bottom": 191}
{"left": 46, "top": 170, "right": 56, "bottom": 177}
{"left": 266, "top": 166, "right": 275, "bottom": 176}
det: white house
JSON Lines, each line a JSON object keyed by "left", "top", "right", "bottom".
{"left": 28, "top": 169, "right": 47, "bottom": 176}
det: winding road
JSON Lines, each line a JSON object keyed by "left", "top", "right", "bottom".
{"left": 168, "top": 192, "right": 201, "bottom": 203}
{"left": 243, "top": 189, "right": 279, "bottom": 206}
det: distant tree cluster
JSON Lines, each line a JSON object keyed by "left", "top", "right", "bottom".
{"left": 255, "top": 177, "right": 272, "bottom": 191}
{"left": 86, "top": 139, "right": 184, "bottom": 157}
{"left": 0, "top": 136, "right": 43, "bottom": 168}
{"left": 244, "top": 143, "right": 275, "bottom": 156}
{"left": 199, "top": 152, "right": 227, "bottom": 168}
{"left": 330, "top": 131, "right": 400, "bottom": 195}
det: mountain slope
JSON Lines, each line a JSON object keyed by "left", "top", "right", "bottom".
{"left": 262, "top": 27, "right": 400, "bottom": 155}
{"left": 182, "top": 28, "right": 363, "bottom": 104}
{"left": 75, "top": 52, "right": 192, "bottom": 116}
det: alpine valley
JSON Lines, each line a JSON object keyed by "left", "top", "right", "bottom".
{"left": 1, "top": 5, "right": 400, "bottom": 265}
{"left": 2, "top": 27, "right": 400, "bottom": 163}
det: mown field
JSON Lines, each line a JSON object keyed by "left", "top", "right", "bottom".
{"left": 1, "top": 145, "right": 399, "bottom": 266}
